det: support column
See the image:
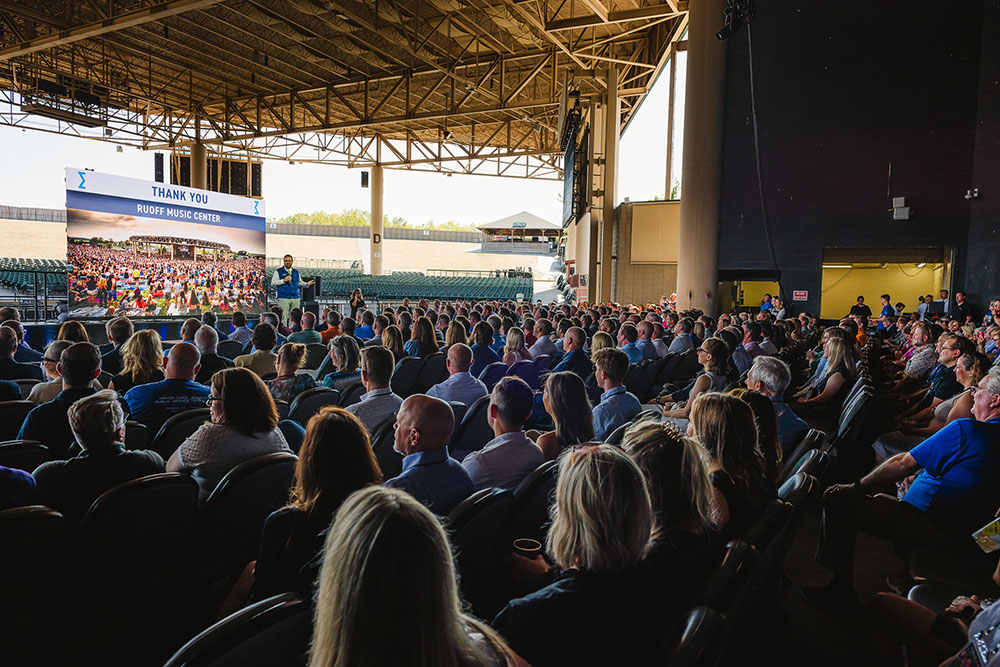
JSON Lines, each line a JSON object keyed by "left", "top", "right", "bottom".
{"left": 190, "top": 143, "right": 208, "bottom": 190}
{"left": 676, "top": 0, "right": 727, "bottom": 315}
{"left": 599, "top": 65, "right": 620, "bottom": 303}
{"left": 370, "top": 165, "right": 384, "bottom": 276}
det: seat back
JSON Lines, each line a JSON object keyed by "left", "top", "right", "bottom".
{"left": 124, "top": 420, "right": 150, "bottom": 452}
{"left": 150, "top": 407, "right": 211, "bottom": 459}
{"left": 97, "top": 371, "right": 113, "bottom": 389}
{"left": 779, "top": 428, "right": 826, "bottom": 484}
{"left": 652, "top": 353, "right": 681, "bottom": 388}
{"left": 498, "top": 460, "right": 558, "bottom": 548}
{"left": 216, "top": 340, "right": 244, "bottom": 360}
{"left": 478, "top": 362, "right": 509, "bottom": 392}
{"left": 449, "top": 394, "right": 493, "bottom": 460}
{"left": 449, "top": 401, "right": 467, "bottom": 426}
{"left": 199, "top": 453, "right": 299, "bottom": 578}
{"left": 507, "top": 359, "right": 539, "bottom": 390}
{"left": 622, "top": 361, "right": 645, "bottom": 397}
{"left": 338, "top": 381, "right": 366, "bottom": 407}
{"left": 389, "top": 356, "right": 423, "bottom": 397}
{"left": 277, "top": 420, "right": 306, "bottom": 454}
{"left": 834, "top": 388, "right": 873, "bottom": 445}
{"left": 0, "top": 505, "right": 66, "bottom": 601}
{"left": 164, "top": 594, "right": 311, "bottom": 667}
{"left": 697, "top": 539, "right": 756, "bottom": 611}
{"left": 15, "top": 378, "right": 40, "bottom": 399}
{"left": 448, "top": 488, "right": 515, "bottom": 613}
{"left": 533, "top": 354, "right": 554, "bottom": 374}
{"left": 370, "top": 416, "right": 402, "bottom": 479}
{"left": 777, "top": 471, "right": 816, "bottom": 508}
{"left": 635, "top": 355, "right": 669, "bottom": 402}
{"left": 0, "top": 400, "right": 36, "bottom": 441}
{"left": 0, "top": 440, "right": 52, "bottom": 472}
{"left": 274, "top": 400, "right": 290, "bottom": 420}
{"left": 672, "top": 348, "right": 701, "bottom": 382}
{"left": 662, "top": 605, "right": 728, "bottom": 667}
{"left": 76, "top": 473, "right": 199, "bottom": 584}
{"left": 287, "top": 387, "right": 341, "bottom": 426}
{"left": 791, "top": 448, "right": 829, "bottom": 482}
{"left": 605, "top": 421, "right": 630, "bottom": 445}
{"left": 303, "top": 343, "right": 329, "bottom": 371}
{"left": 413, "top": 352, "right": 448, "bottom": 394}
{"left": 742, "top": 498, "right": 791, "bottom": 550}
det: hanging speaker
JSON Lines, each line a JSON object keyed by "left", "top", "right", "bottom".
{"left": 361, "top": 171, "right": 369, "bottom": 188}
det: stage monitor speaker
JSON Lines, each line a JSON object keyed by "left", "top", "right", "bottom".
{"left": 303, "top": 301, "right": 319, "bottom": 319}
{"left": 302, "top": 276, "right": 321, "bottom": 302}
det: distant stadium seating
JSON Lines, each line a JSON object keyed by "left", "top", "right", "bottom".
{"left": 268, "top": 267, "right": 533, "bottom": 302}
{"left": 0, "top": 258, "right": 67, "bottom": 295}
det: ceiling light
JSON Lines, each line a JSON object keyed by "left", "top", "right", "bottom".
{"left": 821, "top": 264, "right": 852, "bottom": 269}
{"left": 916, "top": 262, "right": 926, "bottom": 268}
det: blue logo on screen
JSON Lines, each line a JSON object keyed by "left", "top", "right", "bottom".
{"left": 254, "top": 201, "right": 259, "bottom": 215}
{"left": 77, "top": 171, "right": 87, "bottom": 189}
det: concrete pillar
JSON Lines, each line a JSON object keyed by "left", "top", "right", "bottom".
{"left": 370, "top": 165, "right": 384, "bottom": 276}
{"left": 675, "top": 0, "right": 727, "bottom": 315}
{"left": 190, "top": 142, "right": 208, "bottom": 190}
{"left": 599, "top": 65, "right": 620, "bottom": 303}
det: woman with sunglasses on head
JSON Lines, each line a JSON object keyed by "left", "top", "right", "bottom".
{"left": 492, "top": 444, "right": 663, "bottom": 667}
{"left": 167, "top": 367, "right": 291, "bottom": 503}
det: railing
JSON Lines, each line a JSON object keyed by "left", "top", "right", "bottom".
{"left": 0, "top": 270, "right": 67, "bottom": 322}
{"left": 426, "top": 267, "right": 534, "bottom": 278}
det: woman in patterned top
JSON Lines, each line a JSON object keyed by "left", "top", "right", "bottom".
{"left": 266, "top": 343, "right": 317, "bottom": 404}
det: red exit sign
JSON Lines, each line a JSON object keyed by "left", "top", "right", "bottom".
{"left": 792, "top": 290, "right": 808, "bottom": 301}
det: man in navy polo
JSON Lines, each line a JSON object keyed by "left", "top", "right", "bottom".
{"left": 270, "top": 255, "right": 313, "bottom": 327}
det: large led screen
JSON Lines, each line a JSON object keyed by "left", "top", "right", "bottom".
{"left": 65, "top": 168, "right": 266, "bottom": 318}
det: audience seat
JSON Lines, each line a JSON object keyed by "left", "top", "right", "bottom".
{"left": 532, "top": 354, "right": 554, "bottom": 375}
{"left": 412, "top": 352, "right": 448, "bottom": 394}
{"left": 287, "top": 387, "right": 341, "bottom": 426}
{"left": 370, "top": 417, "right": 402, "bottom": 479}
{"left": 274, "top": 400, "right": 290, "bottom": 420}
{"left": 389, "top": 356, "right": 422, "bottom": 397}
{"left": 447, "top": 487, "right": 515, "bottom": 617}
{"left": 672, "top": 349, "right": 701, "bottom": 383}
{"left": 497, "top": 459, "right": 558, "bottom": 548}
{"left": 14, "top": 378, "right": 40, "bottom": 399}
{"left": 635, "top": 355, "right": 670, "bottom": 402}
{"left": 651, "top": 353, "right": 681, "bottom": 390}
{"left": 216, "top": 340, "right": 244, "bottom": 361}
{"left": 698, "top": 539, "right": 756, "bottom": 612}
{"left": 97, "top": 371, "right": 113, "bottom": 389}
{"left": 75, "top": 473, "right": 199, "bottom": 588}
{"left": 124, "top": 420, "right": 150, "bottom": 452}
{"left": 448, "top": 401, "right": 467, "bottom": 426}
{"left": 0, "top": 505, "right": 66, "bottom": 601}
{"left": 449, "top": 395, "right": 492, "bottom": 461}
{"left": 164, "top": 593, "right": 311, "bottom": 667}
{"left": 0, "top": 439, "right": 52, "bottom": 473}
{"left": 0, "top": 400, "right": 36, "bottom": 441}
{"left": 260, "top": 371, "right": 279, "bottom": 381}
{"left": 507, "top": 359, "right": 539, "bottom": 390}
{"left": 788, "top": 449, "right": 830, "bottom": 483}
{"left": 151, "top": 408, "right": 212, "bottom": 459}
{"left": 907, "top": 583, "right": 970, "bottom": 615}
{"left": 777, "top": 471, "right": 816, "bottom": 508}
{"left": 337, "top": 381, "right": 365, "bottom": 408}
{"left": 662, "top": 605, "right": 728, "bottom": 667}
{"left": 907, "top": 545, "right": 1000, "bottom": 594}
{"left": 743, "top": 499, "right": 792, "bottom": 551}
{"left": 277, "top": 420, "right": 306, "bottom": 455}
{"left": 478, "top": 362, "right": 508, "bottom": 392}
{"left": 198, "top": 452, "right": 298, "bottom": 580}
{"left": 303, "top": 344, "right": 329, "bottom": 371}
{"left": 779, "top": 429, "right": 826, "bottom": 485}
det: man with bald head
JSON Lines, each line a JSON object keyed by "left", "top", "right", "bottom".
{"left": 552, "top": 326, "right": 593, "bottom": 379}
{"left": 384, "top": 394, "right": 472, "bottom": 514}
{"left": 426, "top": 343, "right": 489, "bottom": 406}
{"left": 124, "top": 342, "right": 211, "bottom": 434}
{"left": 287, "top": 311, "right": 321, "bottom": 345}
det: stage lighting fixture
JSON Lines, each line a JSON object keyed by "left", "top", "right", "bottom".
{"left": 443, "top": 129, "right": 452, "bottom": 140}
{"left": 717, "top": 0, "right": 754, "bottom": 40}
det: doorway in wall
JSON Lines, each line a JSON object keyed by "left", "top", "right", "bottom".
{"left": 820, "top": 248, "right": 953, "bottom": 320}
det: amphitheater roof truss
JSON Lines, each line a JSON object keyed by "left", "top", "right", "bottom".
{"left": 0, "top": 0, "right": 687, "bottom": 180}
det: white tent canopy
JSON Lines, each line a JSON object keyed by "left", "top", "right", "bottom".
{"left": 476, "top": 211, "right": 562, "bottom": 232}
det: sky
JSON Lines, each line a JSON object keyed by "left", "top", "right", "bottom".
{"left": 0, "top": 66, "right": 671, "bottom": 225}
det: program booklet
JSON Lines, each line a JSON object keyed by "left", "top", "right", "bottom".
{"left": 972, "top": 518, "right": 1000, "bottom": 554}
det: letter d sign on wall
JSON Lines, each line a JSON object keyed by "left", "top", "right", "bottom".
{"left": 373, "top": 233, "right": 381, "bottom": 244}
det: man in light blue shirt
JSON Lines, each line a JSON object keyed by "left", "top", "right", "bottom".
{"left": 346, "top": 346, "right": 403, "bottom": 433}
{"left": 746, "top": 356, "right": 809, "bottom": 455}
{"left": 591, "top": 348, "right": 642, "bottom": 440}
{"left": 618, "top": 323, "right": 643, "bottom": 365}
{"left": 462, "top": 377, "right": 543, "bottom": 491}
{"left": 427, "top": 344, "right": 489, "bottom": 407}
{"left": 635, "top": 321, "right": 657, "bottom": 362}
{"left": 386, "top": 394, "right": 472, "bottom": 515}
{"left": 668, "top": 318, "right": 696, "bottom": 354}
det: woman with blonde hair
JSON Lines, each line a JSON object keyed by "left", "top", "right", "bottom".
{"left": 445, "top": 320, "right": 469, "bottom": 349}
{"left": 501, "top": 326, "right": 533, "bottom": 366}
{"left": 533, "top": 371, "right": 594, "bottom": 460}
{"left": 623, "top": 421, "right": 720, "bottom": 606}
{"left": 266, "top": 343, "right": 317, "bottom": 404}
{"left": 321, "top": 335, "right": 362, "bottom": 391}
{"left": 254, "top": 408, "right": 382, "bottom": 600}
{"left": 728, "top": 387, "right": 783, "bottom": 486}
{"left": 109, "top": 329, "right": 165, "bottom": 394}
{"left": 589, "top": 331, "right": 614, "bottom": 356}
{"left": 381, "top": 324, "right": 406, "bottom": 362}
{"left": 404, "top": 316, "right": 438, "bottom": 358}
{"left": 794, "top": 336, "right": 856, "bottom": 413}
{"left": 308, "top": 486, "right": 519, "bottom": 667}
{"left": 690, "top": 392, "right": 772, "bottom": 538}
{"left": 493, "top": 444, "right": 662, "bottom": 667}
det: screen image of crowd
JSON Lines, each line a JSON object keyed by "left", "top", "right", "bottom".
{"left": 67, "top": 240, "right": 267, "bottom": 319}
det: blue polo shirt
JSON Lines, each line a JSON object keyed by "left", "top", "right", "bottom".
{"left": 620, "top": 343, "right": 643, "bottom": 365}
{"left": 385, "top": 448, "right": 473, "bottom": 515}
{"left": 877, "top": 304, "right": 893, "bottom": 330}
{"left": 904, "top": 418, "right": 1000, "bottom": 533}
{"left": 124, "top": 378, "right": 211, "bottom": 435}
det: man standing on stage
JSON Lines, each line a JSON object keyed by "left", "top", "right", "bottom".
{"left": 270, "top": 255, "right": 313, "bottom": 326}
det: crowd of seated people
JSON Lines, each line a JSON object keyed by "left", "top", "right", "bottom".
{"left": 4, "top": 287, "right": 1000, "bottom": 665}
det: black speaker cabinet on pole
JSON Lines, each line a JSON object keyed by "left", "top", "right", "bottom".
{"left": 301, "top": 276, "right": 321, "bottom": 302}
{"left": 303, "top": 301, "right": 319, "bottom": 319}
